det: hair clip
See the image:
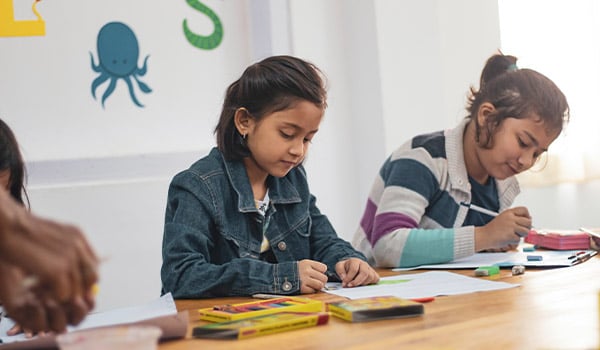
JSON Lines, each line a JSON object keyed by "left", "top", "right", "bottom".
{"left": 507, "top": 63, "right": 518, "bottom": 72}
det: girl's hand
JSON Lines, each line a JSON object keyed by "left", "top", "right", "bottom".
{"left": 480, "top": 243, "right": 519, "bottom": 252}
{"left": 475, "top": 206, "right": 532, "bottom": 251}
{"left": 335, "top": 258, "right": 379, "bottom": 288}
{"left": 297, "top": 259, "right": 328, "bottom": 294}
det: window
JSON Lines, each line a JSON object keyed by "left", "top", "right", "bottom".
{"left": 498, "top": 0, "right": 600, "bottom": 186}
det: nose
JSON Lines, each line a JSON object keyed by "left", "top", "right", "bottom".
{"left": 289, "top": 138, "right": 305, "bottom": 158}
{"left": 518, "top": 150, "right": 537, "bottom": 169}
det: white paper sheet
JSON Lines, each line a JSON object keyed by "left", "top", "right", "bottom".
{"left": 392, "top": 250, "right": 597, "bottom": 271}
{"left": 324, "top": 271, "right": 519, "bottom": 300}
{"left": 0, "top": 293, "right": 178, "bottom": 345}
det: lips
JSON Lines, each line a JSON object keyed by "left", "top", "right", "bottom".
{"left": 506, "top": 163, "right": 519, "bottom": 176}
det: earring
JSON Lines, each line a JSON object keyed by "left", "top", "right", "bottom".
{"left": 242, "top": 133, "right": 247, "bottom": 140}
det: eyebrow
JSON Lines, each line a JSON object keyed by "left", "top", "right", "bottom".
{"left": 523, "top": 131, "right": 548, "bottom": 152}
{"left": 281, "top": 122, "right": 319, "bottom": 134}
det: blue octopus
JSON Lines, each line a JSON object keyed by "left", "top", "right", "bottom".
{"left": 90, "top": 22, "right": 151, "bottom": 108}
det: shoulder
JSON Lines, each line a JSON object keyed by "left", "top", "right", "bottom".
{"left": 378, "top": 130, "right": 451, "bottom": 189}
{"left": 172, "top": 148, "right": 226, "bottom": 187}
{"left": 386, "top": 130, "right": 448, "bottom": 170}
{"left": 410, "top": 130, "right": 446, "bottom": 159}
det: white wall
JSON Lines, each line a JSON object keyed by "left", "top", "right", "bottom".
{"left": 514, "top": 180, "right": 600, "bottom": 229}
{"left": 1, "top": 0, "right": 250, "bottom": 161}
{"left": 288, "top": 0, "right": 387, "bottom": 240}
{"left": 3, "top": 0, "right": 254, "bottom": 312}
{"left": 8, "top": 0, "right": 593, "bottom": 313}
{"left": 287, "top": 0, "right": 501, "bottom": 241}
{"left": 375, "top": 0, "right": 501, "bottom": 150}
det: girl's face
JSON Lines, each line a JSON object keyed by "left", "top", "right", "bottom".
{"left": 241, "top": 100, "right": 323, "bottom": 179}
{"left": 477, "top": 114, "right": 559, "bottom": 180}
{"left": 0, "top": 170, "right": 10, "bottom": 191}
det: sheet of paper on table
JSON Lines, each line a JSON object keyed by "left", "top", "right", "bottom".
{"left": 0, "top": 293, "right": 186, "bottom": 349}
{"left": 324, "top": 271, "right": 519, "bottom": 300}
{"left": 392, "top": 250, "right": 597, "bottom": 271}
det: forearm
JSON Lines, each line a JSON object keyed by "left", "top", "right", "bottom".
{"left": 372, "top": 227, "right": 459, "bottom": 267}
{"left": 161, "top": 257, "right": 299, "bottom": 298}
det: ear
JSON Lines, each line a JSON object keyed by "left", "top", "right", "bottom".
{"left": 234, "top": 108, "right": 254, "bottom": 136}
{"left": 477, "top": 102, "right": 495, "bottom": 127}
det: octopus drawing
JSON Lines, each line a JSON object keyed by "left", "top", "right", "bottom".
{"left": 90, "top": 22, "right": 151, "bottom": 108}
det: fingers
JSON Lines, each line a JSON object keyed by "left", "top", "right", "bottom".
{"left": 510, "top": 206, "right": 531, "bottom": 218}
{"left": 298, "top": 260, "right": 328, "bottom": 293}
{"left": 339, "top": 259, "right": 362, "bottom": 287}
{"left": 16, "top": 215, "right": 98, "bottom": 303}
{"left": 9, "top": 299, "right": 73, "bottom": 334}
{"left": 33, "top": 218, "right": 87, "bottom": 301}
{"left": 0, "top": 264, "right": 94, "bottom": 334}
{"left": 508, "top": 207, "right": 532, "bottom": 236}
{"left": 7, "top": 324, "right": 23, "bottom": 336}
{"left": 45, "top": 299, "right": 68, "bottom": 333}
{"left": 9, "top": 296, "right": 48, "bottom": 334}
{"left": 7, "top": 324, "right": 41, "bottom": 339}
{"left": 506, "top": 243, "right": 519, "bottom": 251}
{"left": 336, "top": 259, "right": 380, "bottom": 288}
{"left": 65, "top": 296, "right": 91, "bottom": 326}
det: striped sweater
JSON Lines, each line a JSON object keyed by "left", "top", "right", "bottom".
{"left": 352, "top": 119, "right": 520, "bottom": 267}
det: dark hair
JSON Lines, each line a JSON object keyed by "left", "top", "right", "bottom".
{"left": 214, "top": 55, "right": 327, "bottom": 160}
{"left": 0, "top": 118, "right": 29, "bottom": 207}
{"left": 466, "top": 53, "right": 570, "bottom": 147}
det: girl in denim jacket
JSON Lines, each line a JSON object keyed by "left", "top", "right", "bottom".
{"left": 161, "top": 55, "right": 379, "bottom": 298}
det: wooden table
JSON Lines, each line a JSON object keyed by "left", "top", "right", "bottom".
{"left": 159, "top": 256, "right": 600, "bottom": 349}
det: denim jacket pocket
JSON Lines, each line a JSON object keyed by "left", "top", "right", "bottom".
{"left": 221, "top": 232, "right": 259, "bottom": 260}
{"left": 269, "top": 214, "right": 312, "bottom": 259}
{"left": 292, "top": 214, "right": 311, "bottom": 238}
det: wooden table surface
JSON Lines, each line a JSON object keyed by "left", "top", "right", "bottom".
{"left": 159, "top": 256, "right": 600, "bottom": 350}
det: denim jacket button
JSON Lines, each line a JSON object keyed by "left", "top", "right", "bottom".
{"left": 277, "top": 241, "right": 287, "bottom": 251}
{"left": 282, "top": 281, "right": 293, "bottom": 291}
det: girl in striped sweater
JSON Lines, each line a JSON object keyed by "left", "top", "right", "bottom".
{"left": 353, "top": 53, "right": 570, "bottom": 268}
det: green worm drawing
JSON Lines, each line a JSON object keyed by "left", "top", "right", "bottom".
{"left": 183, "top": 0, "right": 223, "bottom": 50}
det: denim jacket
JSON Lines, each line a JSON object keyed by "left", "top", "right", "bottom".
{"left": 161, "top": 148, "right": 366, "bottom": 298}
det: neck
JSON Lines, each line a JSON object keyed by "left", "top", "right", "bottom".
{"left": 463, "top": 120, "right": 489, "bottom": 184}
{"left": 242, "top": 157, "right": 268, "bottom": 200}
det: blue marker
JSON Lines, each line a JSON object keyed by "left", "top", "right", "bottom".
{"left": 527, "top": 255, "right": 543, "bottom": 261}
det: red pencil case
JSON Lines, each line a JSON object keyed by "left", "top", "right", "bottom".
{"left": 525, "top": 229, "right": 590, "bottom": 250}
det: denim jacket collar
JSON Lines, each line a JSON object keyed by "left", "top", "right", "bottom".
{"left": 218, "top": 149, "right": 303, "bottom": 213}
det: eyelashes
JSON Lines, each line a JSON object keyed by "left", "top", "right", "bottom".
{"left": 279, "top": 131, "right": 313, "bottom": 144}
